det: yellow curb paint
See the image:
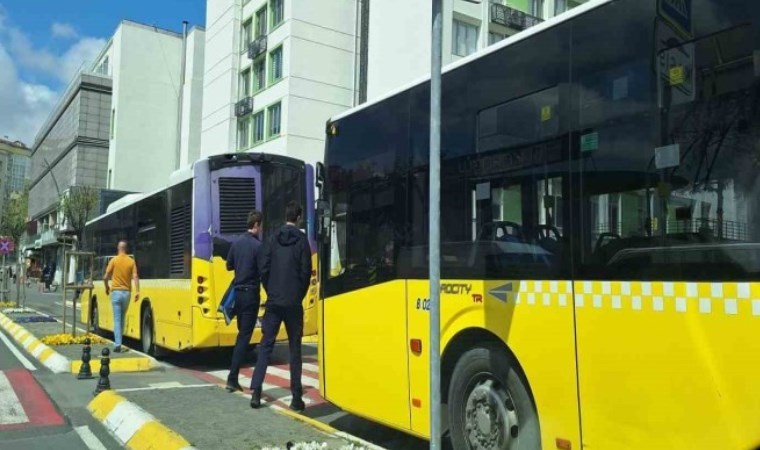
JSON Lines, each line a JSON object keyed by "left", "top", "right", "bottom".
{"left": 275, "top": 407, "right": 339, "bottom": 435}
{"left": 37, "top": 347, "right": 55, "bottom": 362}
{"left": 71, "top": 357, "right": 155, "bottom": 374}
{"left": 302, "top": 335, "right": 318, "bottom": 344}
{"left": 27, "top": 341, "right": 42, "bottom": 354}
{"left": 88, "top": 391, "right": 124, "bottom": 422}
{"left": 126, "top": 420, "right": 193, "bottom": 450}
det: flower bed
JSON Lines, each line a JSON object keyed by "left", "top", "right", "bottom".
{"left": 41, "top": 333, "right": 108, "bottom": 346}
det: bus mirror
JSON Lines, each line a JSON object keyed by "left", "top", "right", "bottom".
{"left": 316, "top": 162, "right": 325, "bottom": 188}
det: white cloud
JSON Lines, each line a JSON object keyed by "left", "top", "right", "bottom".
{"left": 0, "top": 13, "right": 106, "bottom": 144}
{"left": 51, "top": 22, "right": 78, "bottom": 39}
{"left": 0, "top": 42, "right": 57, "bottom": 145}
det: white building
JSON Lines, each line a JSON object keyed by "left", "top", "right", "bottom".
{"left": 91, "top": 20, "right": 206, "bottom": 193}
{"left": 200, "top": 0, "right": 357, "bottom": 166}
{"left": 367, "top": 0, "right": 590, "bottom": 100}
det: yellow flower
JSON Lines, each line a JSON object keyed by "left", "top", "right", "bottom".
{"left": 41, "top": 333, "right": 108, "bottom": 346}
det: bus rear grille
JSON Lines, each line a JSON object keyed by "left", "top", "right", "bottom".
{"left": 219, "top": 177, "right": 256, "bottom": 234}
{"left": 170, "top": 203, "right": 191, "bottom": 275}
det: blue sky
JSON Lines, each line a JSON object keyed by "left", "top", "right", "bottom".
{"left": 0, "top": 0, "right": 205, "bottom": 144}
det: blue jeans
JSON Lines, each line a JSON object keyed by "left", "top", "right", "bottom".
{"left": 111, "top": 290, "right": 130, "bottom": 347}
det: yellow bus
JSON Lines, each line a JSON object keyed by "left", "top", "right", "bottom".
{"left": 81, "top": 153, "right": 318, "bottom": 355}
{"left": 316, "top": 0, "right": 760, "bottom": 448}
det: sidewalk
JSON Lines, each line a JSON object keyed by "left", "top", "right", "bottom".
{"left": 0, "top": 308, "right": 157, "bottom": 374}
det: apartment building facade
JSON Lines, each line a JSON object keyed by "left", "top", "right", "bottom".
{"left": 200, "top": 0, "right": 357, "bottom": 166}
{"left": 0, "top": 138, "right": 30, "bottom": 216}
{"left": 366, "top": 0, "right": 590, "bottom": 100}
{"left": 91, "top": 20, "right": 206, "bottom": 193}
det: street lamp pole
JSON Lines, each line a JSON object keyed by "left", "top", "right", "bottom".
{"left": 429, "top": 0, "right": 443, "bottom": 448}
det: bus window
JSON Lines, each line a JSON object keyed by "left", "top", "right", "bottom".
{"left": 576, "top": 21, "right": 760, "bottom": 281}
{"left": 261, "top": 163, "right": 306, "bottom": 239}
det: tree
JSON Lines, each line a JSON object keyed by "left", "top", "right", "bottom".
{"left": 0, "top": 189, "right": 29, "bottom": 306}
{"left": 60, "top": 185, "right": 99, "bottom": 250}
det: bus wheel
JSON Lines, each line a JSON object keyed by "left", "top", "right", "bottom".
{"left": 448, "top": 344, "right": 540, "bottom": 450}
{"left": 141, "top": 307, "right": 156, "bottom": 356}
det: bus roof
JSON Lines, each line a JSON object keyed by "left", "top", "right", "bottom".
{"left": 330, "top": 0, "right": 611, "bottom": 123}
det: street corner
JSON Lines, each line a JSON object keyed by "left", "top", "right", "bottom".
{"left": 88, "top": 390, "right": 196, "bottom": 450}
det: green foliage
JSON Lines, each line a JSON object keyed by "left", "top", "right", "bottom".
{"left": 61, "top": 185, "right": 99, "bottom": 248}
{"left": 0, "top": 189, "right": 29, "bottom": 246}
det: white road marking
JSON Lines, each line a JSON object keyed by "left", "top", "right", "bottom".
{"left": 303, "top": 362, "right": 319, "bottom": 373}
{"left": 103, "top": 400, "right": 154, "bottom": 445}
{"left": 54, "top": 301, "right": 81, "bottom": 310}
{"left": 115, "top": 383, "right": 213, "bottom": 393}
{"left": 267, "top": 366, "right": 319, "bottom": 389}
{"left": 0, "top": 371, "right": 29, "bottom": 425}
{"left": 0, "top": 328, "right": 37, "bottom": 371}
{"left": 74, "top": 425, "right": 108, "bottom": 450}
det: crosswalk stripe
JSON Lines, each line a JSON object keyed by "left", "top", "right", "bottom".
{"left": 267, "top": 366, "right": 319, "bottom": 389}
{"left": 206, "top": 369, "right": 321, "bottom": 407}
{"left": 0, "top": 371, "right": 29, "bottom": 425}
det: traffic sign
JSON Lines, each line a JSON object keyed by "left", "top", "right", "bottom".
{"left": 0, "top": 238, "right": 15, "bottom": 255}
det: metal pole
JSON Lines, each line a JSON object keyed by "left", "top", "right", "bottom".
{"left": 429, "top": 0, "right": 443, "bottom": 448}
{"left": 177, "top": 20, "right": 189, "bottom": 170}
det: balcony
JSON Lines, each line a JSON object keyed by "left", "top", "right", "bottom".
{"left": 490, "top": 2, "right": 543, "bottom": 31}
{"left": 247, "top": 35, "right": 267, "bottom": 60}
{"left": 235, "top": 97, "right": 254, "bottom": 117}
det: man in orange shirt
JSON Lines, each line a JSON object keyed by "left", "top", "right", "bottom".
{"left": 104, "top": 240, "right": 140, "bottom": 353}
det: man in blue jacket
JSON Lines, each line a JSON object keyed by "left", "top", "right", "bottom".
{"left": 250, "top": 201, "right": 311, "bottom": 411}
{"left": 225, "top": 211, "right": 263, "bottom": 392}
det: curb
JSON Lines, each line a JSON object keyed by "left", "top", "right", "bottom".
{"left": 0, "top": 312, "right": 70, "bottom": 373}
{"left": 89, "top": 390, "right": 196, "bottom": 450}
{"left": 0, "top": 311, "right": 157, "bottom": 374}
{"left": 273, "top": 407, "right": 386, "bottom": 450}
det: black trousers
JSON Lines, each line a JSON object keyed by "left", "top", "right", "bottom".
{"left": 250, "top": 304, "right": 304, "bottom": 398}
{"left": 228, "top": 288, "right": 260, "bottom": 383}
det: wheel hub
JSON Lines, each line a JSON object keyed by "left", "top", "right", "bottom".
{"left": 464, "top": 379, "right": 518, "bottom": 450}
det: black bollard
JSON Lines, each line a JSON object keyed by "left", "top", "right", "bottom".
{"left": 286, "top": 442, "right": 295, "bottom": 450}
{"left": 94, "top": 348, "right": 111, "bottom": 395}
{"left": 77, "top": 338, "right": 94, "bottom": 380}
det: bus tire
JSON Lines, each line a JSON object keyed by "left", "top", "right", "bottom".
{"left": 447, "top": 344, "right": 540, "bottom": 450}
{"left": 141, "top": 306, "right": 156, "bottom": 356}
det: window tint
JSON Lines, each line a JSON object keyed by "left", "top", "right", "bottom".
{"left": 573, "top": 0, "right": 760, "bottom": 281}
{"left": 271, "top": 0, "right": 284, "bottom": 28}
{"left": 238, "top": 118, "right": 251, "bottom": 150}
{"left": 241, "top": 19, "right": 252, "bottom": 52}
{"left": 255, "top": 7, "right": 267, "bottom": 37}
{"left": 253, "top": 57, "right": 265, "bottom": 91}
{"left": 261, "top": 163, "right": 305, "bottom": 240}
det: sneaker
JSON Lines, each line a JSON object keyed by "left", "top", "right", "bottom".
{"left": 250, "top": 389, "right": 262, "bottom": 409}
{"left": 225, "top": 382, "right": 243, "bottom": 393}
{"left": 113, "top": 346, "right": 129, "bottom": 353}
{"left": 289, "top": 397, "right": 305, "bottom": 412}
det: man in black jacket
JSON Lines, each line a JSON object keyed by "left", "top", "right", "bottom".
{"left": 225, "top": 211, "right": 263, "bottom": 392}
{"left": 250, "top": 201, "right": 311, "bottom": 411}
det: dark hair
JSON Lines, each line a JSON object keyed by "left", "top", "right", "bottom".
{"left": 247, "top": 210, "right": 263, "bottom": 230}
{"left": 286, "top": 201, "right": 302, "bottom": 223}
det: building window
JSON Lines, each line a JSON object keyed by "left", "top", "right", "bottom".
{"left": 268, "top": 102, "right": 281, "bottom": 137}
{"left": 488, "top": 31, "right": 506, "bottom": 45}
{"left": 271, "top": 0, "right": 284, "bottom": 28}
{"left": 269, "top": 46, "right": 283, "bottom": 82}
{"left": 240, "top": 68, "right": 251, "bottom": 99}
{"left": 107, "top": 169, "right": 112, "bottom": 189}
{"left": 253, "top": 57, "right": 266, "bottom": 91}
{"left": 96, "top": 56, "right": 109, "bottom": 75}
{"left": 452, "top": 19, "right": 478, "bottom": 57}
{"left": 253, "top": 111, "right": 265, "bottom": 143}
{"left": 255, "top": 6, "right": 268, "bottom": 37}
{"left": 241, "top": 19, "right": 253, "bottom": 52}
{"left": 238, "top": 117, "right": 251, "bottom": 150}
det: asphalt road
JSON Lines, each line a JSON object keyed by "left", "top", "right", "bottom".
{"left": 0, "top": 321, "right": 120, "bottom": 450}
{"left": 17, "top": 286, "right": 438, "bottom": 449}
